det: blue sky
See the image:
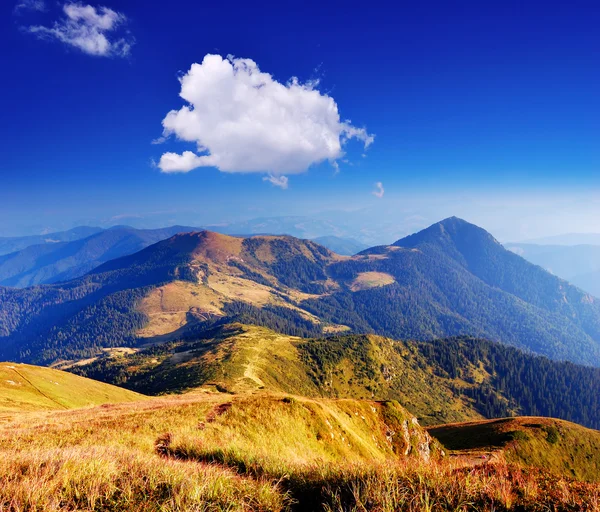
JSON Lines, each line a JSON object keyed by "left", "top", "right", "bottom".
{"left": 1, "top": 0, "right": 599, "bottom": 240}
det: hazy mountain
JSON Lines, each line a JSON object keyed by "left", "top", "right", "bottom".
{"left": 310, "top": 236, "right": 368, "bottom": 255}
{"left": 0, "top": 225, "right": 199, "bottom": 288}
{"left": 570, "top": 272, "right": 600, "bottom": 300}
{"left": 204, "top": 215, "right": 345, "bottom": 240}
{"left": 0, "top": 226, "right": 103, "bottom": 256}
{"left": 2, "top": 218, "right": 600, "bottom": 367}
{"left": 520, "top": 233, "right": 600, "bottom": 246}
{"left": 204, "top": 213, "right": 406, "bottom": 246}
{"left": 506, "top": 243, "right": 600, "bottom": 297}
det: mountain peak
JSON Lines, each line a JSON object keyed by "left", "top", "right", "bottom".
{"left": 393, "top": 217, "right": 497, "bottom": 250}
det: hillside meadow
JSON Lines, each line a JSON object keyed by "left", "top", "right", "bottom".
{"left": 1, "top": 390, "right": 600, "bottom": 511}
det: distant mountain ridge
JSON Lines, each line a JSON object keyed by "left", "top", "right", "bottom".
{"left": 0, "top": 226, "right": 103, "bottom": 256}
{"left": 506, "top": 242, "right": 600, "bottom": 298}
{"left": 0, "top": 225, "right": 199, "bottom": 288}
{"left": 1, "top": 218, "right": 600, "bottom": 367}
{"left": 520, "top": 233, "right": 600, "bottom": 246}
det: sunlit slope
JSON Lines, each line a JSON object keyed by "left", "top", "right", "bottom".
{"left": 0, "top": 392, "right": 445, "bottom": 511}
{"left": 71, "top": 323, "right": 600, "bottom": 429}
{"left": 428, "top": 417, "right": 600, "bottom": 482}
{"left": 74, "top": 323, "right": 477, "bottom": 425}
{"left": 0, "top": 362, "right": 144, "bottom": 412}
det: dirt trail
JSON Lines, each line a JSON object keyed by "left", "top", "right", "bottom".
{"left": 449, "top": 450, "right": 502, "bottom": 467}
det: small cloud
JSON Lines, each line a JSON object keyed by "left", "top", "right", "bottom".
{"left": 14, "top": 0, "right": 46, "bottom": 13}
{"left": 151, "top": 136, "right": 167, "bottom": 145}
{"left": 25, "top": 3, "right": 133, "bottom": 57}
{"left": 109, "top": 213, "right": 142, "bottom": 221}
{"left": 263, "top": 175, "right": 289, "bottom": 189}
{"left": 372, "top": 182, "right": 384, "bottom": 198}
{"left": 156, "top": 54, "right": 374, "bottom": 182}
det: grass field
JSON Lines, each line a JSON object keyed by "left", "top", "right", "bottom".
{"left": 0, "top": 362, "right": 143, "bottom": 412}
{"left": 1, "top": 387, "right": 600, "bottom": 511}
{"left": 3, "top": 330, "right": 600, "bottom": 510}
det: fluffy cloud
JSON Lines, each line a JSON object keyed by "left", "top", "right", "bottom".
{"left": 372, "top": 182, "right": 385, "bottom": 198}
{"left": 157, "top": 54, "right": 374, "bottom": 185}
{"left": 26, "top": 3, "right": 133, "bottom": 57}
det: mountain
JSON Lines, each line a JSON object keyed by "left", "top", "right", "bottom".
{"left": 69, "top": 323, "right": 600, "bottom": 429}
{"left": 311, "top": 235, "right": 368, "bottom": 255}
{"left": 0, "top": 226, "right": 103, "bottom": 256}
{"left": 308, "top": 217, "right": 600, "bottom": 365}
{"left": 2, "top": 218, "right": 600, "bottom": 367}
{"left": 520, "top": 233, "right": 600, "bottom": 246}
{"left": 570, "top": 272, "right": 600, "bottom": 300}
{"left": 0, "top": 361, "right": 143, "bottom": 412}
{"left": 506, "top": 243, "right": 600, "bottom": 297}
{"left": 0, "top": 225, "right": 198, "bottom": 288}
{"left": 0, "top": 231, "right": 339, "bottom": 363}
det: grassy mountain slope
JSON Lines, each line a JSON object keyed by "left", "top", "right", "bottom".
{"left": 0, "top": 362, "right": 143, "bottom": 412}
{"left": 0, "top": 226, "right": 103, "bottom": 256}
{"left": 0, "top": 231, "right": 343, "bottom": 364}
{"left": 428, "top": 416, "right": 600, "bottom": 482}
{"left": 0, "top": 225, "right": 198, "bottom": 288}
{"left": 3, "top": 218, "right": 600, "bottom": 367}
{"left": 0, "top": 391, "right": 451, "bottom": 511}
{"left": 1, "top": 389, "right": 598, "bottom": 510}
{"left": 70, "top": 323, "right": 600, "bottom": 429}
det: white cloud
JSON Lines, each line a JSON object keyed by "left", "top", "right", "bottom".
{"left": 263, "top": 175, "right": 289, "bottom": 189}
{"left": 157, "top": 54, "right": 374, "bottom": 185}
{"left": 14, "top": 0, "right": 46, "bottom": 13}
{"left": 372, "top": 182, "right": 384, "bottom": 198}
{"left": 26, "top": 3, "right": 133, "bottom": 57}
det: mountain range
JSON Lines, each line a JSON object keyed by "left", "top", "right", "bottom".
{"left": 0, "top": 226, "right": 370, "bottom": 288}
{"left": 2, "top": 217, "right": 600, "bottom": 508}
{"left": 0, "top": 225, "right": 199, "bottom": 288}
{"left": 1, "top": 217, "right": 600, "bottom": 368}
{"left": 0, "top": 226, "right": 103, "bottom": 256}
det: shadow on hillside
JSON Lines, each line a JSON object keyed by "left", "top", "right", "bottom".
{"left": 428, "top": 418, "right": 519, "bottom": 450}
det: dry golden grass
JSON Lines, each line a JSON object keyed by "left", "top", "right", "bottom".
{"left": 0, "top": 363, "right": 143, "bottom": 412}
{"left": 137, "top": 281, "right": 224, "bottom": 338}
{"left": 349, "top": 272, "right": 395, "bottom": 292}
{"left": 1, "top": 392, "right": 600, "bottom": 511}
